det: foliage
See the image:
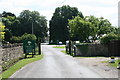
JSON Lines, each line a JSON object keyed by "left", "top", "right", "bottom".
{"left": 10, "top": 36, "right": 21, "bottom": 43}
{"left": 68, "top": 15, "right": 115, "bottom": 42}
{"left": 2, "top": 10, "right": 48, "bottom": 43}
{"left": 2, "top": 11, "right": 18, "bottom": 42}
{"left": 4, "top": 29, "right": 12, "bottom": 42}
{"left": 85, "top": 16, "right": 114, "bottom": 41}
{"left": 100, "top": 33, "right": 119, "bottom": 45}
{"left": 18, "top": 10, "right": 48, "bottom": 41}
{"left": 10, "top": 33, "right": 37, "bottom": 43}
{"left": 0, "top": 22, "right": 5, "bottom": 41}
{"left": 49, "top": 5, "right": 84, "bottom": 43}
{"left": 21, "top": 33, "right": 37, "bottom": 41}
{"left": 68, "top": 16, "right": 96, "bottom": 42}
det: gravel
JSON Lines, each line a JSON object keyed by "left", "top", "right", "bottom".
{"left": 75, "top": 57, "right": 119, "bottom": 78}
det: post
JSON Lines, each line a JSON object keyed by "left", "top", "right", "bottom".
{"left": 74, "top": 46, "right": 76, "bottom": 56}
{"left": 38, "top": 38, "right": 41, "bottom": 55}
{"left": 69, "top": 40, "right": 71, "bottom": 55}
{"left": 32, "top": 22, "right": 34, "bottom": 34}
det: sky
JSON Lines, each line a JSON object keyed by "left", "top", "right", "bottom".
{"left": 0, "top": 0, "right": 119, "bottom": 27}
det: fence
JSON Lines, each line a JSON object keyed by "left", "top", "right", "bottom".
{"left": 108, "top": 40, "right": 120, "bottom": 56}
{"left": 66, "top": 40, "right": 120, "bottom": 57}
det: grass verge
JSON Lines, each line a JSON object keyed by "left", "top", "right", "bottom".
{"left": 53, "top": 46, "right": 65, "bottom": 48}
{"left": 101, "top": 59, "right": 120, "bottom": 67}
{"left": 61, "top": 50, "right": 66, "bottom": 54}
{"left": 0, "top": 54, "right": 43, "bottom": 79}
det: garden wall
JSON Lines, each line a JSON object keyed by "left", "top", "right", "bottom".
{"left": 1, "top": 43, "right": 24, "bottom": 71}
{"left": 0, "top": 47, "right": 2, "bottom": 74}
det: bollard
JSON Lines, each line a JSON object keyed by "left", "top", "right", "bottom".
{"left": 109, "top": 56, "right": 115, "bottom": 63}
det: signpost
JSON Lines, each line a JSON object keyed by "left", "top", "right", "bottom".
{"left": 23, "top": 40, "right": 35, "bottom": 58}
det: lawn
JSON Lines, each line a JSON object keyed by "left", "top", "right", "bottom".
{"left": 53, "top": 46, "right": 65, "bottom": 48}
{"left": 61, "top": 50, "right": 67, "bottom": 54}
{"left": 101, "top": 59, "right": 120, "bottom": 67}
{"left": 0, "top": 53, "right": 43, "bottom": 79}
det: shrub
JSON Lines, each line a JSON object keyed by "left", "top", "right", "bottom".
{"left": 10, "top": 33, "right": 37, "bottom": 43}
{"left": 21, "top": 33, "right": 37, "bottom": 41}
{"left": 10, "top": 36, "right": 21, "bottom": 43}
{"left": 100, "top": 33, "right": 118, "bottom": 45}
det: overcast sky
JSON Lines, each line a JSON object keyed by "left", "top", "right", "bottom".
{"left": 0, "top": 0, "right": 119, "bottom": 27}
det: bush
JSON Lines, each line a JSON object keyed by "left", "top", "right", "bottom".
{"left": 10, "top": 33, "right": 37, "bottom": 43}
{"left": 100, "top": 33, "right": 119, "bottom": 45}
{"left": 10, "top": 36, "right": 21, "bottom": 43}
{"left": 21, "top": 33, "right": 37, "bottom": 41}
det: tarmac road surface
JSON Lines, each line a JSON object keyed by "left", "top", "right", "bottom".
{"left": 10, "top": 45, "right": 109, "bottom": 79}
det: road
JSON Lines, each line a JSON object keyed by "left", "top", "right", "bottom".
{"left": 10, "top": 45, "right": 106, "bottom": 78}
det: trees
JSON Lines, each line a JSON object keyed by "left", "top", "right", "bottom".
{"left": 1, "top": 10, "right": 48, "bottom": 43}
{"left": 10, "top": 33, "right": 37, "bottom": 43}
{"left": 68, "top": 16, "right": 96, "bottom": 42}
{"left": 68, "top": 15, "right": 115, "bottom": 42}
{"left": 0, "top": 22, "right": 5, "bottom": 41}
{"left": 49, "top": 5, "right": 84, "bottom": 44}
{"left": 100, "top": 33, "right": 119, "bottom": 45}
{"left": 18, "top": 10, "right": 48, "bottom": 41}
{"left": 85, "top": 16, "right": 113, "bottom": 40}
{"left": 2, "top": 11, "right": 18, "bottom": 42}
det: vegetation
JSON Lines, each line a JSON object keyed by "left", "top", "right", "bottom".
{"left": 2, "top": 10, "right": 48, "bottom": 43}
{"left": 68, "top": 15, "right": 116, "bottom": 43}
{"left": 100, "top": 33, "right": 119, "bottom": 45}
{"left": 49, "top": 5, "right": 84, "bottom": 44}
{"left": 10, "top": 33, "right": 37, "bottom": 43}
{"left": 61, "top": 50, "right": 66, "bottom": 54}
{"left": 69, "top": 16, "right": 95, "bottom": 42}
{"left": 101, "top": 59, "right": 120, "bottom": 67}
{"left": 0, "top": 22, "right": 5, "bottom": 41}
{"left": 0, "top": 54, "right": 43, "bottom": 79}
{"left": 53, "top": 46, "right": 65, "bottom": 48}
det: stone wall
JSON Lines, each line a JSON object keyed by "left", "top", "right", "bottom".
{"left": 0, "top": 47, "right": 2, "bottom": 74}
{"left": 1, "top": 43, "right": 24, "bottom": 71}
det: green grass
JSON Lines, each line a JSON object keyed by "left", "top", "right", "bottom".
{"left": 53, "top": 46, "right": 65, "bottom": 48}
{"left": 61, "top": 50, "right": 67, "bottom": 54}
{"left": 109, "top": 59, "right": 120, "bottom": 67}
{"left": 101, "top": 59, "right": 120, "bottom": 67}
{"left": 0, "top": 54, "right": 43, "bottom": 79}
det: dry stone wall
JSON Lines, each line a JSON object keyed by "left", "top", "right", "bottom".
{"left": 0, "top": 44, "right": 24, "bottom": 71}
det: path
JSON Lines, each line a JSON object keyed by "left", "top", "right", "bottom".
{"left": 10, "top": 45, "right": 108, "bottom": 79}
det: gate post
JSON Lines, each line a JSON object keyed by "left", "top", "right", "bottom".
{"left": 69, "top": 40, "right": 71, "bottom": 55}
{"left": 38, "top": 38, "right": 41, "bottom": 55}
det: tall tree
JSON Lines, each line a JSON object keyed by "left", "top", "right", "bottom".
{"left": 85, "top": 16, "right": 114, "bottom": 40}
{"left": 17, "top": 10, "right": 48, "bottom": 41}
{"left": 69, "top": 16, "right": 96, "bottom": 42}
{"left": 2, "top": 11, "right": 17, "bottom": 42}
{"left": 49, "top": 5, "right": 84, "bottom": 43}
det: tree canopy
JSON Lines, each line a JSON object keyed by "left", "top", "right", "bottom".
{"left": 2, "top": 10, "right": 48, "bottom": 42}
{"left": 0, "top": 22, "right": 5, "bottom": 41}
{"left": 49, "top": 5, "right": 84, "bottom": 44}
{"left": 68, "top": 15, "right": 115, "bottom": 42}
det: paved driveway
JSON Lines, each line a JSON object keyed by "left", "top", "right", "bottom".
{"left": 10, "top": 45, "right": 106, "bottom": 78}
